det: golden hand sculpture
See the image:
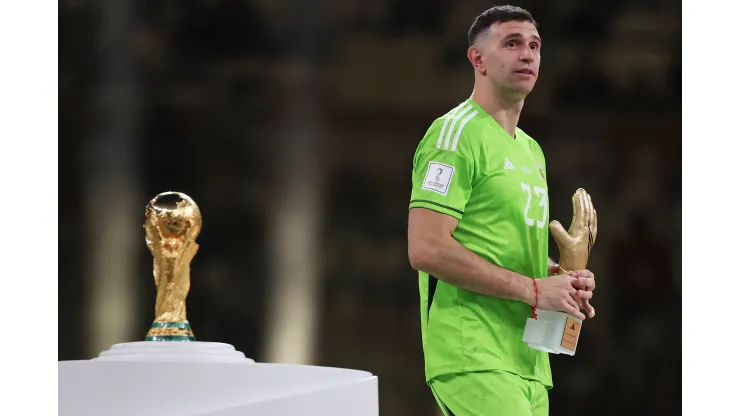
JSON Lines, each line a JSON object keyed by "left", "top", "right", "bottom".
{"left": 549, "top": 188, "right": 597, "bottom": 275}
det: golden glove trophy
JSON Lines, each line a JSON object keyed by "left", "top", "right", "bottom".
{"left": 142, "top": 191, "right": 200, "bottom": 341}
{"left": 523, "top": 188, "right": 598, "bottom": 355}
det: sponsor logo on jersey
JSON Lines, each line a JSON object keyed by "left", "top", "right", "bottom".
{"left": 504, "top": 158, "right": 515, "bottom": 170}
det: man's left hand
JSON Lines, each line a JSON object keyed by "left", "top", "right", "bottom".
{"left": 547, "top": 264, "right": 596, "bottom": 318}
{"left": 571, "top": 269, "right": 595, "bottom": 318}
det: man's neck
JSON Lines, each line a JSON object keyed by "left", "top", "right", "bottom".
{"left": 470, "top": 85, "right": 525, "bottom": 138}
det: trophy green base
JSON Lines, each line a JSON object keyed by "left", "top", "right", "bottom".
{"left": 145, "top": 321, "right": 196, "bottom": 341}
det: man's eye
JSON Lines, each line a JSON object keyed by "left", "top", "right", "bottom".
{"left": 530, "top": 43, "right": 539, "bottom": 50}
{"left": 507, "top": 40, "right": 518, "bottom": 48}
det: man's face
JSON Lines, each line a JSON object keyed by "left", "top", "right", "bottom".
{"left": 474, "top": 20, "right": 541, "bottom": 97}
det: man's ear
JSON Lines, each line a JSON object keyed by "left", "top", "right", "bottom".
{"left": 467, "top": 46, "right": 486, "bottom": 76}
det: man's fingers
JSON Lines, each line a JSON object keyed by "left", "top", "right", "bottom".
{"left": 568, "top": 273, "right": 594, "bottom": 291}
{"left": 565, "top": 294, "right": 579, "bottom": 310}
{"left": 571, "top": 309, "right": 586, "bottom": 321}
{"left": 572, "top": 269, "right": 595, "bottom": 280}
{"left": 565, "top": 300, "right": 586, "bottom": 320}
{"left": 547, "top": 264, "right": 559, "bottom": 275}
{"left": 576, "top": 290, "right": 593, "bottom": 300}
{"left": 574, "top": 274, "right": 595, "bottom": 291}
{"left": 582, "top": 277, "right": 595, "bottom": 291}
{"left": 566, "top": 279, "right": 578, "bottom": 295}
{"left": 574, "top": 295, "right": 586, "bottom": 311}
{"left": 583, "top": 300, "right": 596, "bottom": 318}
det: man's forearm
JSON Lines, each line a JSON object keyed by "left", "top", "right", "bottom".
{"left": 414, "top": 237, "right": 535, "bottom": 305}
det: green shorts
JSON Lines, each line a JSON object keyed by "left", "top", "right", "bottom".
{"left": 429, "top": 370, "right": 549, "bottom": 416}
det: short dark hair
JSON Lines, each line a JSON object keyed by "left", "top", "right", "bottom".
{"left": 468, "top": 5, "right": 537, "bottom": 46}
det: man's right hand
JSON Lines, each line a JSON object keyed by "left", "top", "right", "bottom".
{"left": 535, "top": 274, "right": 586, "bottom": 320}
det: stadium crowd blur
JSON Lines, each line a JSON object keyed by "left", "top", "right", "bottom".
{"left": 60, "top": 0, "right": 680, "bottom": 415}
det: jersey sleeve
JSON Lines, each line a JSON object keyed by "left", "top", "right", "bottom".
{"left": 409, "top": 123, "right": 476, "bottom": 220}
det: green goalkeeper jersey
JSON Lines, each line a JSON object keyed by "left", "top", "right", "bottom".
{"left": 410, "top": 98, "right": 553, "bottom": 388}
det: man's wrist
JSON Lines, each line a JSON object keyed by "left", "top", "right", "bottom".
{"left": 517, "top": 274, "right": 537, "bottom": 306}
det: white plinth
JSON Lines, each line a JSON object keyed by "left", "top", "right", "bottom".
{"left": 94, "top": 341, "right": 254, "bottom": 363}
{"left": 59, "top": 342, "right": 378, "bottom": 416}
{"left": 522, "top": 309, "right": 582, "bottom": 355}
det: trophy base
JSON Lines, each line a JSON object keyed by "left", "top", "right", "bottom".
{"left": 523, "top": 309, "right": 582, "bottom": 355}
{"left": 62, "top": 350, "right": 378, "bottom": 416}
{"left": 145, "top": 321, "right": 196, "bottom": 341}
{"left": 93, "top": 340, "right": 253, "bottom": 363}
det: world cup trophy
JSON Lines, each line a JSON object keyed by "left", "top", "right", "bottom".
{"left": 143, "top": 191, "right": 201, "bottom": 341}
{"left": 59, "top": 191, "right": 380, "bottom": 416}
{"left": 523, "top": 188, "right": 598, "bottom": 355}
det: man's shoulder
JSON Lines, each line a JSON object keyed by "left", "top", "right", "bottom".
{"left": 516, "top": 128, "right": 545, "bottom": 155}
{"left": 515, "top": 128, "right": 540, "bottom": 146}
{"left": 418, "top": 102, "right": 485, "bottom": 155}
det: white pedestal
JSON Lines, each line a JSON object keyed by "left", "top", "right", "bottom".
{"left": 522, "top": 309, "right": 582, "bottom": 355}
{"left": 59, "top": 342, "right": 379, "bottom": 416}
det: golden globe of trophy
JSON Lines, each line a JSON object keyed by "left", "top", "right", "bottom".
{"left": 143, "top": 191, "right": 201, "bottom": 341}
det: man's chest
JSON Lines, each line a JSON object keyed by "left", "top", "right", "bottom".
{"left": 470, "top": 139, "right": 549, "bottom": 228}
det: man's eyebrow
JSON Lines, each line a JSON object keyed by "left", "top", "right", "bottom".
{"left": 502, "top": 33, "right": 542, "bottom": 43}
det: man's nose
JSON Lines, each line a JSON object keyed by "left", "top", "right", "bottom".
{"left": 520, "top": 49, "right": 534, "bottom": 62}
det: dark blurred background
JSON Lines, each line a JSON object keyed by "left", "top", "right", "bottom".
{"left": 59, "top": 0, "right": 681, "bottom": 415}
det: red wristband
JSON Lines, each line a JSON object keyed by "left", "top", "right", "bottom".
{"left": 531, "top": 278, "right": 539, "bottom": 320}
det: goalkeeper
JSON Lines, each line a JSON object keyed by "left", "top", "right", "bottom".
{"left": 407, "top": 5, "right": 597, "bottom": 416}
